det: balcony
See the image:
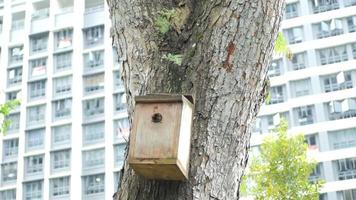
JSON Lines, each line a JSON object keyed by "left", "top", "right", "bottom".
{"left": 9, "top": 50, "right": 23, "bottom": 66}
{"left": 31, "top": 8, "right": 50, "bottom": 33}
{"left": 324, "top": 80, "right": 353, "bottom": 93}
{"left": 318, "top": 47, "right": 348, "bottom": 65}
{"left": 10, "top": 20, "right": 25, "bottom": 43}
{"left": 312, "top": 1, "right": 339, "bottom": 14}
{"left": 316, "top": 29, "right": 343, "bottom": 39}
{"left": 83, "top": 74, "right": 104, "bottom": 95}
{"left": 55, "top": 7, "right": 74, "bottom": 28}
{"left": 84, "top": 4, "right": 105, "bottom": 28}
{"left": 83, "top": 26, "right": 104, "bottom": 48}
{"left": 83, "top": 98, "right": 104, "bottom": 121}
{"left": 83, "top": 51, "right": 104, "bottom": 73}
{"left": 30, "top": 33, "right": 49, "bottom": 55}
{"left": 53, "top": 99, "right": 72, "bottom": 121}
{"left": 328, "top": 99, "right": 356, "bottom": 120}
{"left": 54, "top": 29, "right": 73, "bottom": 52}
{"left": 345, "top": 0, "right": 356, "bottom": 7}
{"left": 114, "top": 93, "right": 127, "bottom": 113}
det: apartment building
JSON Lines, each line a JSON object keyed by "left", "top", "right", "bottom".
{"left": 250, "top": 0, "right": 356, "bottom": 199}
{"left": 0, "top": 0, "right": 128, "bottom": 199}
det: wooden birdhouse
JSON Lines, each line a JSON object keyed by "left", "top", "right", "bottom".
{"left": 128, "top": 95, "right": 194, "bottom": 180}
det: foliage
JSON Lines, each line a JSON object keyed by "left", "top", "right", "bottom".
{"left": 162, "top": 53, "right": 183, "bottom": 65}
{"left": 244, "top": 119, "right": 323, "bottom": 200}
{"left": 265, "top": 91, "right": 271, "bottom": 105}
{"left": 274, "top": 32, "right": 293, "bottom": 60}
{"left": 154, "top": 9, "right": 177, "bottom": 34}
{"left": 0, "top": 100, "right": 21, "bottom": 134}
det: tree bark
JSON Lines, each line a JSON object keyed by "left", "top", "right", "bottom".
{"left": 107, "top": 0, "right": 284, "bottom": 199}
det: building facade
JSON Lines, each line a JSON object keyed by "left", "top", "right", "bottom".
{"left": 0, "top": 0, "right": 128, "bottom": 199}
{"left": 251, "top": 0, "right": 356, "bottom": 199}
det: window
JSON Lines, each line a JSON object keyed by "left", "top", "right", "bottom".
{"left": 312, "top": 0, "right": 339, "bottom": 14}
{"left": 7, "top": 66, "right": 22, "bottom": 86}
{"left": 83, "top": 25, "right": 104, "bottom": 48}
{"left": 83, "top": 97, "right": 104, "bottom": 119}
{"left": 309, "top": 163, "right": 323, "bottom": 182}
{"left": 305, "top": 134, "right": 319, "bottom": 150}
{"left": 285, "top": 2, "right": 298, "bottom": 19}
{"left": 113, "top": 71, "right": 124, "bottom": 91}
{"left": 83, "top": 50, "right": 104, "bottom": 72}
{"left": 54, "top": 28, "right": 73, "bottom": 50}
{"left": 30, "top": 33, "right": 48, "bottom": 54}
{"left": 9, "top": 45, "right": 23, "bottom": 65}
{"left": 24, "top": 180, "right": 43, "bottom": 200}
{"left": 6, "top": 90, "right": 20, "bottom": 102}
{"left": 329, "top": 128, "right": 356, "bottom": 150}
{"left": 294, "top": 105, "right": 314, "bottom": 126}
{"left": 51, "top": 150, "right": 70, "bottom": 172}
{"left": 83, "top": 73, "right": 104, "bottom": 95}
{"left": 269, "top": 85, "right": 285, "bottom": 104}
{"left": 28, "top": 80, "right": 46, "bottom": 100}
{"left": 3, "top": 139, "right": 18, "bottom": 160}
{"left": 50, "top": 177, "right": 70, "bottom": 198}
{"left": 290, "top": 78, "right": 312, "bottom": 97}
{"left": 1, "top": 162, "right": 17, "bottom": 184}
{"left": 24, "top": 155, "right": 44, "bottom": 177}
{"left": 335, "top": 157, "right": 356, "bottom": 180}
{"left": 26, "top": 129, "right": 45, "bottom": 152}
{"left": 267, "top": 59, "right": 282, "bottom": 77}
{"left": 82, "top": 174, "right": 105, "bottom": 197}
{"left": 114, "top": 93, "right": 127, "bottom": 112}
{"left": 114, "top": 172, "right": 121, "bottom": 192}
{"left": 290, "top": 52, "right": 306, "bottom": 71}
{"left": 347, "top": 16, "right": 356, "bottom": 33}
{"left": 52, "top": 125, "right": 71, "bottom": 147}
{"left": 314, "top": 19, "right": 343, "bottom": 39}
{"left": 114, "top": 144, "right": 125, "bottom": 168}
{"left": 54, "top": 51, "right": 72, "bottom": 72}
{"left": 27, "top": 105, "right": 46, "bottom": 127}
{"left": 53, "top": 76, "right": 72, "bottom": 97}
{"left": 114, "top": 118, "right": 130, "bottom": 142}
{"left": 317, "top": 45, "right": 348, "bottom": 65}
{"left": 53, "top": 98, "right": 72, "bottom": 120}
{"left": 322, "top": 72, "right": 353, "bottom": 93}
{"left": 337, "top": 189, "right": 356, "bottom": 200}
{"left": 85, "top": 0, "right": 104, "bottom": 13}
{"left": 352, "top": 43, "right": 356, "bottom": 59}
{"left": 1, "top": 189, "right": 16, "bottom": 200}
{"left": 83, "top": 122, "right": 104, "bottom": 145}
{"left": 284, "top": 26, "right": 303, "bottom": 44}
{"left": 5, "top": 113, "right": 20, "bottom": 133}
{"left": 29, "top": 57, "right": 47, "bottom": 79}
{"left": 82, "top": 148, "right": 105, "bottom": 170}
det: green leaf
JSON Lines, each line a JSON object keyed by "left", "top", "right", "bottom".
{"left": 0, "top": 99, "right": 21, "bottom": 135}
{"left": 274, "top": 32, "right": 293, "bottom": 60}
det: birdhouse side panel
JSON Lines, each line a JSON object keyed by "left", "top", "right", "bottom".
{"left": 176, "top": 99, "right": 193, "bottom": 177}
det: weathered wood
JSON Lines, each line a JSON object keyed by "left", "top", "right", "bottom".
{"left": 108, "top": 0, "right": 285, "bottom": 199}
{"left": 129, "top": 95, "right": 193, "bottom": 181}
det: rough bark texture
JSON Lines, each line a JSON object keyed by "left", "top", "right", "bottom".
{"left": 108, "top": 0, "right": 284, "bottom": 199}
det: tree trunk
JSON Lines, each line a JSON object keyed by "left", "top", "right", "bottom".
{"left": 107, "top": 0, "right": 284, "bottom": 199}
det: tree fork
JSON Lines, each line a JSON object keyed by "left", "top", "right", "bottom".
{"left": 108, "top": 0, "right": 285, "bottom": 199}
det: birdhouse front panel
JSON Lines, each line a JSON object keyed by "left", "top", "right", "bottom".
{"left": 128, "top": 95, "right": 194, "bottom": 181}
{"left": 130, "top": 102, "right": 182, "bottom": 160}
